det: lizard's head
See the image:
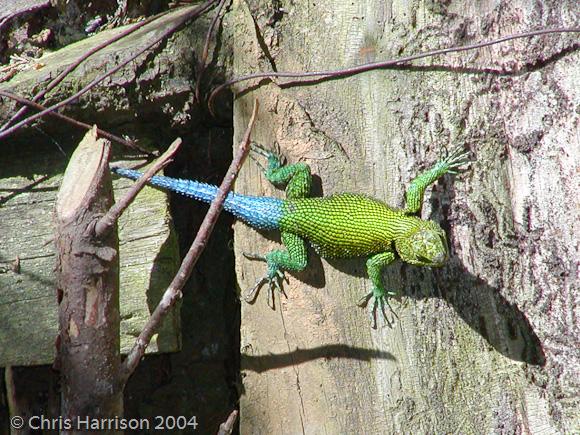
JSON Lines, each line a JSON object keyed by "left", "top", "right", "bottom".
{"left": 395, "top": 221, "right": 449, "bottom": 267}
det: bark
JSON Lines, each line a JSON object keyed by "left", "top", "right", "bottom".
{"left": 54, "top": 127, "right": 122, "bottom": 432}
{"left": 231, "top": 1, "right": 578, "bottom": 433}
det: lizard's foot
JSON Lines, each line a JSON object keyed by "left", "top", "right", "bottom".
{"left": 249, "top": 142, "right": 285, "bottom": 173}
{"left": 357, "top": 287, "right": 399, "bottom": 329}
{"left": 250, "top": 141, "right": 282, "bottom": 158}
{"left": 243, "top": 252, "right": 288, "bottom": 309}
{"left": 441, "top": 146, "right": 471, "bottom": 174}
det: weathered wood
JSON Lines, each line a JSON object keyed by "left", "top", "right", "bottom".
{"left": 55, "top": 127, "right": 122, "bottom": 428}
{"left": 0, "top": 9, "right": 210, "bottom": 369}
{"left": 0, "top": 8, "right": 191, "bottom": 366}
{"left": 231, "top": 0, "right": 579, "bottom": 433}
{"left": 0, "top": 5, "right": 210, "bottom": 133}
{"left": 0, "top": 2, "right": 234, "bottom": 430}
{"left": 0, "top": 144, "right": 180, "bottom": 368}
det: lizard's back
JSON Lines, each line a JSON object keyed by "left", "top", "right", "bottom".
{"left": 111, "top": 168, "right": 423, "bottom": 259}
{"left": 280, "top": 193, "right": 420, "bottom": 258}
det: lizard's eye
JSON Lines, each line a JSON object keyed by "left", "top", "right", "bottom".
{"left": 395, "top": 224, "right": 449, "bottom": 267}
{"left": 415, "top": 230, "right": 448, "bottom": 266}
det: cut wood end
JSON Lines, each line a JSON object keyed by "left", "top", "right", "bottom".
{"left": 56, "top": 126, "right": 111, "bottom": 221}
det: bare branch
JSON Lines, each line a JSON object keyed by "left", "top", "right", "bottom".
{"left": 0, "top": 90, "right": 149, "bottom": 153}
{"left": 217, "top": 409, "right": 239, "bottom": 435}
{"left": 55, "top": 126, "right": 122, "bottom": 422}
{"left": 195, "top": 0, "right": 229, "bottom": 102}
{"left": 208, "top": 26, "right": 580, "bottom": 114}
{"left": 0, "top": 2, "right": 50, "bottom": 33}
{"left": 119, "top": 99, "right": 259, "bottom": 383}
{"left": 94, "top": 138, "right": 183, "bottom": 238}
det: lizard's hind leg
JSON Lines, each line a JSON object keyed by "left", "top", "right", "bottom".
{"left": 243, "top": 232, "right": 308, "bottom": 308}
{"left": 244, "top": 143, "right": 311, "bottom": 307}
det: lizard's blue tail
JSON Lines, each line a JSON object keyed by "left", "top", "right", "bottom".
{"left": 112, "top": 167, "right": 283, "bottom": 230}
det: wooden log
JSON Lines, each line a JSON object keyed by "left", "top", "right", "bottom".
{"left": 0, "top": 138, "right": 180, "bottom": 367}
{"left": 54, "top": 126, "right": 122, "bottom": 427}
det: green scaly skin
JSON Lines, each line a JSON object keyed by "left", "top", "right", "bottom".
{"left": 246, "top": 145, "right": 469, "bottom": 327}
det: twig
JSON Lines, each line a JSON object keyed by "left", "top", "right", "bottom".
{"left": 0, "top": 90, "right": 149, "bottom": 153}
{"left": 0, "top": 2, "right": 50, "bottom": 32}
{"left": 0, "top": 11, "right": 170, "bottom": 132}
{"left": 0, "top": 0, "right": 219, "bottom": 142}
{"left": 208, "top": 26, "right": 579, "bottom": 114}
{"left": 94, "top": 138, "right": 182, "bottom": 238}
{"left": 195, "top": 0, "right": 229, "bottom": 102}
{"left": 4, "top": 366, "right": 19, "bottom": 422}
{"left": 217, "top": 409, "right": 239, "bottom": 435}
{"left": 119, "top": 99, "right": 259, "bottom": 383}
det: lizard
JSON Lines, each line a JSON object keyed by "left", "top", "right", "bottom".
{"left": 112, "top": 145, "right": 469, "bottom": 327}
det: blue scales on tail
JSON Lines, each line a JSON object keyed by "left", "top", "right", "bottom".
{"left": 113, "top": 144, "right": 469, "bottom": 328}
{"left": 111, "top": 167, "right": 284, "bottom": 231}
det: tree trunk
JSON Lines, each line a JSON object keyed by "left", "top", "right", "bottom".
{"left": 231, "top": 0, "right": 578, "bottom": 433}
{"left": 55, "top": 127, "right": 122, "bottom": 433}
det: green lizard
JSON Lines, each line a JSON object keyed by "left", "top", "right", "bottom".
{"left": 113, "top": 145, "right": 469, "bottom": 326}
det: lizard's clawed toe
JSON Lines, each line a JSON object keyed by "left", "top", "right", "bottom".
{"left": 244, "top": 276, "right": 268, "bottom": 303}
{"left": 243, "top": 268, "right": 287, "bottom": 309}
{"left": 358, "top": 289, "right": 398, "bottom": 329}
{"left": 443, "top": 146, "right": 472, "bottom": 171}
{"left": 243, "top": 251, "right": 267, "bottom": 262}
{"left": 357, "top": 291, "right": 373, "bottom": 308}
{"left": 249, "top": 141, "right": 271, "bottom": 155}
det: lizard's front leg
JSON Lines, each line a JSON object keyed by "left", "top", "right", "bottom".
{"left": 251, "top": 143, "right": 312, "bottom": 199}
{"left": 244, "top": 232, "right": 308, "bottom": 308}
{"left": 358, "top": 251, "right": 398, "bottom": 328}
{"left": 404, "top": 147, "right": 470, "bottom": 214}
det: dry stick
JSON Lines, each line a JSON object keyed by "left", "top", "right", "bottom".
{"left": 0, "top": 11, "right": 169, "bottom": 133}
{"left": 119, "top": 99, "right": 259, "bottom": 383}
{"left": 0, "top": 90, "right": 148, "bottom": 153}
{"left": 0, "top": 2, "right": 50, "bottom": 32}
{"left": 0, "top": 0, "right": 219, "bottom": 142}
{"left": 94, "top": 138, "right": 182, "bottom": 238}
{"left": 207, "top": 26, "right": 580, "bottom": 113}
{"left": 217, "top": 410, "right": 239, "bottom": 435}
{"left": 3, "top": 367, "right": 18, "bottom": 421}
{"left": 195, "top": 0, "right": 229, "bottom": 102}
